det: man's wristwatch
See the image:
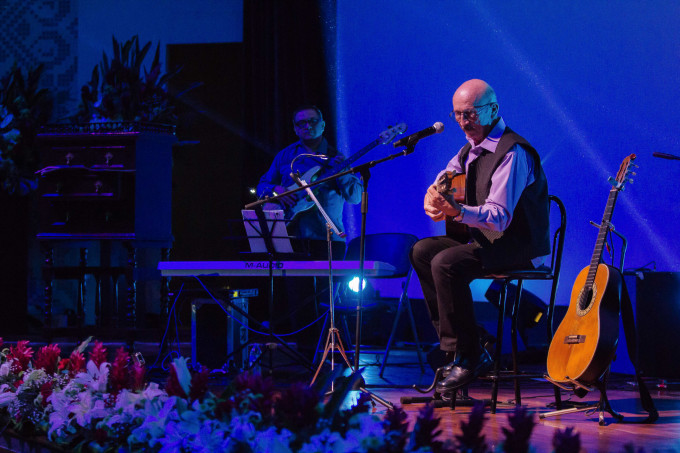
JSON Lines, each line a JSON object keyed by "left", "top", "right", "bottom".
{"left": 453, "top": 205, "right": 465, "bottom": 222}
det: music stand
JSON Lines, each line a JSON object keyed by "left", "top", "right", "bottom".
{"left": 242, "top": 209, "right": 294, "bottom": 255}
{"left": 285, "top": 172, "right": 355, "bottom": 390}
{"left": 237, "top": 205, "right": 314, "bottom": 372}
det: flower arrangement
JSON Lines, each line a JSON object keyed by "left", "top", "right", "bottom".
{"left": 0, "top": 336, "right": 594, "bottom": 452}
{"left": 0, "top": 64, "right": 53, "bottom": 195}
{"left": 73, "top": 35, "right": 179, "bottom": 125}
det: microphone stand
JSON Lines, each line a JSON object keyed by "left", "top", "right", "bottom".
{"left": 288, "top": 173, "right": 353, "bottom": 390}
{"left": 246, "top": 143, "right": 418, "bottom": 409}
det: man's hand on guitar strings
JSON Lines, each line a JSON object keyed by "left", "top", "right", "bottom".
{"left": 424, "top": 186, "right": 446, "bottom": 221}
{"left": 427, "top": 185, "right": 462, "bottom": 218}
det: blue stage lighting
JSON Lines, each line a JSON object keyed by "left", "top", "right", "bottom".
{"left": 348, "top": 276, "right": 367, "bottom": 293}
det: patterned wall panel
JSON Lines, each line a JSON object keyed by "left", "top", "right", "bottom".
{"left": 0, "top": 0, "right": 79, "bottom": 120}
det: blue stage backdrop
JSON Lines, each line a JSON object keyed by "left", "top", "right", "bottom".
{"left": 332, "top": 0, "right": 680, "bottom": 305}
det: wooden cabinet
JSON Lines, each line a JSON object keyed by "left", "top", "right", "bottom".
{"left": 36, "top": 123, "right": 175, "bottom": 333}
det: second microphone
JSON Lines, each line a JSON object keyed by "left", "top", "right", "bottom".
{"left": 393, "top": 122, "right": 444, "bottom": 147}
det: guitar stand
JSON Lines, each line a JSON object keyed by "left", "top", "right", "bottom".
{"left": 541, "top": 367, "right": 623, "bottom": 425}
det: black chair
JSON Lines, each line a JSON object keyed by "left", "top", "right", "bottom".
{"left": 478, "top": 194, "right": 567, "bottom": 413}
{"left": 339, "top": 233, "right": 425, "bottom": 376}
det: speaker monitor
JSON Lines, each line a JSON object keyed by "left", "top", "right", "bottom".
{"left": 623, "top": 271, "right": 680, "bottom": 379}
{"left": 192, "top": 290, "right": 254, "bottom": 370}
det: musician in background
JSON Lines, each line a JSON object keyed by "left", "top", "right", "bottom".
{"left": 257, "top": 105, "right": 362, "bottom": 257}
{"left": 410, "top": 79, "right": 550, "bottom": 394}
{"left": 256, "top": 105, "right": 362, "bottom": 359}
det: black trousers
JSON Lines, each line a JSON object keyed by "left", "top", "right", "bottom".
{"left": 410, "top": 236, "right": 487, "bottom": 358}
{"left": 410, "top": 235, "right": 533, "bottom": 360}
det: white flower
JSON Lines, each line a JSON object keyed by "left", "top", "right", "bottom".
{"left": 170, "top": 357, "right": 192, "bottom": 396}
{"left": 347, "top": 412, "right": 385, "bottom": 450}
{"left": 228, "top": 411, "right": 260, "bottom": 443}
{"left": 20, "top": 368, "right": 48, "bottom": 388}
{"left": 74, "top": 360, "right": 109, "bottom": 393}
{"left": 129, "top": 396, "right": 178, "bottom": 446}
{"left": 0, "top": 390, "right": 17, "bottom": 408}
{"left": 251, "top": 426, "right": 294, "bottom": 453}
{"left": 300, "top": 428, "right": 360, "bottom": 453}
{"left": 0, "top": 362, "right": 11, "bottom": 377}
{"left": 48, "top": 390, "right": 76, "bottom": 438}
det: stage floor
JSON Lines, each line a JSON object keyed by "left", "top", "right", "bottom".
{"left": 354, "top": 347, "right": 680, "bottom": 453}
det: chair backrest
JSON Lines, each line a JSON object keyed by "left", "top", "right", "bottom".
{"left": 547, "top": 194, "right": 567, "bottom": 278}
{"left": 344, "top": 233, "right": 419, "bottom": 279}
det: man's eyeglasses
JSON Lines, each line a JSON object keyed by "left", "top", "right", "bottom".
{"left": 449, "top": 102, "right": 495, "bottom": 122}
{"left": 294, "top": 117, "right": 321, "bottom": 128}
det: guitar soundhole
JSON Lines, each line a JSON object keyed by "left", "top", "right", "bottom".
{"left": 576, "top": 284, "right": 597, "bottom": 316}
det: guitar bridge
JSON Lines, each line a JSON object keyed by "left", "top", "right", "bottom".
{"left": 564, "top": 335, "right": 586, "bottom": 344}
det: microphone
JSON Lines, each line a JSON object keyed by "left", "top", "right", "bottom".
{"left": 652, "top": 152, "right": 680, "bottom": 161}
{"left": 393, "top": 122, "right": 444, "bottom": 147}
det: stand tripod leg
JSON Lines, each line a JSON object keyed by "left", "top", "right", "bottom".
{"left": 310, "top": 328, "right": 355, "bottom": 386}
{"left": 595, "top": 376, "right": 624, "bottom": 425}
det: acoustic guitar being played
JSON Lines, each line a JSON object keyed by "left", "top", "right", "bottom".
{"left": 547, "top": 154, "right": 637, "bottom": 387}
{"left": 435, "top": 171, "right": 469, "bottom": 242}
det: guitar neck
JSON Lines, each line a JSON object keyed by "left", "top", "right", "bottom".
{"left": 584, "top": 187, "right": 620, "bottom": 289}
{"left": 332, "top": 137, "right": 382, "bottom": 173}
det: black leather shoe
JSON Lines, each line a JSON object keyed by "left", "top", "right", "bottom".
{"left": 435, "top": 349, "right": 492, "bottom": 393}
{"left": 436, "top": 352, "right": 459, "bottom": 377}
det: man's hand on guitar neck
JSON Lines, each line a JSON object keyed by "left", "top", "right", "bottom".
{"left": 425, "top": 184, "right": 462, "bottom": 220}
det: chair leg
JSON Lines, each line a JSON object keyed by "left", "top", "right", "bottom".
{"left": 510, "top": 280, "right": 524, "bottom": 406}
{"left": 379, "top": 294, "right": 406, "bottom": 377}
{"left": 546, "top": 277, "right": 563, "bottom": 408}
{"left": 490, "top": 280, "right": 508, "bottom": 414}
{"left": 405, "top": 295, "right": 426, "bottom": 373}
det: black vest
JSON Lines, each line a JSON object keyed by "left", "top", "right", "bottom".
{"left": 458, "top": 127, "right": 550, "bottom": 270}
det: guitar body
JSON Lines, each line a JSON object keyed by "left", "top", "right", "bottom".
{"left": 436, "top": 172, "right": 470, "bottom": 242}
{"left": 282, "top": 165, "right": 325, "bottom": 219}
{"left": 547, "top": 263, "right": 621, "bottom": 385}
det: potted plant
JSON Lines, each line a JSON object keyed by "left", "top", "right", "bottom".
{"left": 72, "top": 35, "right": 178, "bottom": 125}
{"left": 0, "top": 63, "right": 53, "bottom": 334}
{"left": 0, "top": 64, "right": 52, "bottom": 196}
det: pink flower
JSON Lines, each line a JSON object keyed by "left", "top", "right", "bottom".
{"left": 189, "top": 366, "right": 210, "bottom": 402}
{"left": 109, "top": 347, "right": 130, "bottom": 394}
{"left": 39, "top": 381, "right": 53, "bottom": 408}
{"left": 165, "top": 364, "right": 187, "bottom": 398}
{"left": 69, "top": 350, "right": 86, "bottom": 376}
{"left": 131, "top": 362, "right": 146, "bottom": 391}
{"left": 57, "top": 358, "right": 70, "bottom": 372}
{"left": 89, "top": 341, "right": 107, "bottom": 367}
{"left": 7, "top": 340, "right": 33, "bottom": 373}
{"left": 34, "top": 344, "right": 61, "bottom": 374}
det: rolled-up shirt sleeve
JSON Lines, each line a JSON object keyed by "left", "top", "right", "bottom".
{"left": 462, "top": 144, "right": 534, "bottom": 232}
